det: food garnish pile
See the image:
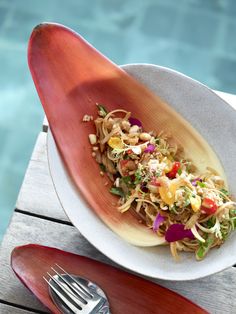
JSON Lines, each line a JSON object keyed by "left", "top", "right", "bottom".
{"left": 84, "top": 104, "right": 236, "bottom": 261}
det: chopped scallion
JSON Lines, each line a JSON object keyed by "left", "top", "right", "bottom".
{"left": 96, "top": 104, "right": 108, "bottom": 117}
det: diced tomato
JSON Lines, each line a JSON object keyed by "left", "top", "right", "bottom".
{"left": 166, "top": 162, "right": 181, "bottom": 179}
{"left": 150, "top": 177, "right": 161, "bottom": 186}
{"left": 201, "top": 198, "right": 218, "bottom": 214}
{"left": 127, "top": 149, "right": 133, "bottom": 154}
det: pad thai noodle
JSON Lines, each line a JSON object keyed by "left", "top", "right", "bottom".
{"left": 85, "top": 104, "right": 236, "bottom": 261}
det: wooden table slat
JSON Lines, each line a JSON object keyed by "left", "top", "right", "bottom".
{"left": 0, "top": 213, "right": 116, "bottom": 312}
{"left": 0, "top": 304, "right": 36, "bottom": 314}
{"left": 16, "top": 132, "right": 68, "bottom": 222}
{"left": 0, "top": 212, "right": 236, "bottom": 313}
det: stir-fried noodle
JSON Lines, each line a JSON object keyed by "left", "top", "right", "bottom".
{"left": 85, "top": 104, "right": 236, "bottom": 261}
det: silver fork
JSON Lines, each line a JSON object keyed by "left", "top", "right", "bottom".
{"left": 44, "top": 264, "right": 110, "bottom": 314}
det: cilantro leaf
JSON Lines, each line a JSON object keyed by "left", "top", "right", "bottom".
{"left": 134, "top": 169, "right": 142, "bottom": 184}
{"left": 206, "top": 217, "right": 215, "bottom": 228}
{"left": 196, "top": 235, "right": 214, "bottom": 260}
{"left": 177, "top": 168, "right": 182, "bottom": 175}
{"left": 110, "top": 187, "right": 125, "bottom": 197}
{"left": 197, "top": 181, "right": 206, "bottom": 188}
{"left": 121, "top": 176, "right": 135, "bottom": 188}
{"left": 220, "top": 188, "right": 229, "bottom": 196}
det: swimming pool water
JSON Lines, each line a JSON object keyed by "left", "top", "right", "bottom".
{"left": 1, "top": 0, "right": 236, "bottom": 240}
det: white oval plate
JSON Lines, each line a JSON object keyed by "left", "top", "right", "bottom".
{"left": 47, "top": 64, "right": 236, "bottom": 281}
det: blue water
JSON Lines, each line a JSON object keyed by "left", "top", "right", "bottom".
{"left": 1, "top": 0, "right": 236, "bottom": 240}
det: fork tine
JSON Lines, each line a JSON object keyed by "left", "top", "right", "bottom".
{"left": 55, "top": 264, "right": 93, "bottom": 298}
{"left": 47, "top": 272, "right": 86, "bottom": 307}
{"left": 43, "top": 276, "right": 81, "bottom": 314}
{"left": 51, "top": 266, "right": 90, "bottom": 301}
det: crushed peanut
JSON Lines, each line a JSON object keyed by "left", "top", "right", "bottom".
{"left": 88, "top": 134, "right": 97, "bottom": 145}
{"left": 83, "top": 114, "right": 93, "bottom": 122}
{"left": 140, "top": 132, "right": 151, "bottom": 141}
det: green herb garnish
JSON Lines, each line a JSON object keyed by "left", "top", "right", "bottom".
{"left": 230, "top": 209, "right": 236, "bottom": 216}
{"left": 177, "top": 168, "right": 182, "bottom": 175}
{"left": 231, "top": 218, "right": 236, "bottom": 230}
{"left": 96, "top": 104, "right": 108, "bottom": 117}
{"left": 197, "top": 181, "right": 206, "bottom": 188}
{"left": 169, "top": 204, "right": 179, "bottom": 214}
{"left": 134, "top": 169, "right": 142, "bottom": 184}
{"left": 110, "top": 187, "right": 125, "bottom": 197}
{"left": 220, "top": 188, "right": 229, "bottom": 196}
{"left": 123, "top": 154, "right": 130, "bottom": 160}
{"left": 121, "top": 176, "right": 135, "bottom": 188}
{"left": 206, "top": 217, "right": 215, "bottom": 228}
{"left": 182, "top": 186, "right": 192, "bottom": 207}
{"left": 196, "top": 235, "right": 214, "bottom": 260}
{"left": 155, "top": 169, "right": 163, "bottom": 177}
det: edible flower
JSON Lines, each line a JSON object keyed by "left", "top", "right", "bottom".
{"left": 129, "top": 117, "right": 142, "bottom": 127}
{"left": 191, "top": 178, "right": 201, "bottom": 186}
{"left": 108, "top": 137, "right": 124, "bottom": 149}
{"left": 190, "top": 195, "right": 201, "bottom": 212}
{"left": 144, "top": 144, "right": 155, "bottom": 153}
{"left": 165, "top": 223, "right": 195, "bottom": 242}
{"left": 153, "top": 213, "right": 165, "bottom": 232}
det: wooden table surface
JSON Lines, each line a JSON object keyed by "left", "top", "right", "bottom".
{"left": 0, "top": 90, "right": 236, "bottom": 314}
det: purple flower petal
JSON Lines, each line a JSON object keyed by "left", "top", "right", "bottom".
{"left": 191, "top": 178, "right": 202, "bottom": 186}
{"left": 165, "top": 224, "right": 195, "bottom": 242}
{"left": 129, "top": 117, "right": 142, "bottom": 127}
{"left": 140, "top": 183, "right": 148, "bottom": 193}
{"left": 144, "top": 144, "right": 155, "bottom": 153}
{"left": 153, "top": 213, "right": 165, "bottom": 232}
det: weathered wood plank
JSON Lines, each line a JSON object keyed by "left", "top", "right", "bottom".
{"left": 0, "top": 212, "right": 235, "bottom": 314}
{"left": 16, "top": 133, "right": 69, "bottom": 222}
{"left": 0, "top": 213, "right": 112, "bottom": 312}
{"left": 0, "top": 304, "right": 37, "bottom": 314}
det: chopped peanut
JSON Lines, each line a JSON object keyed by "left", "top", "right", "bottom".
{"left": 127, "top": 137, "right": 139, "bottom": 145}
{"left": 129, "top": 125, "right": 140, "bottom": 134}
{"left": 139, "top": 132, "right": 151, "bottom": 141}
{"left": 121, "top": 120, "right": 131, "bottom": 131}
{"left": 83, "top": 114, "right": 93, "bottom": 122}
{"left": 88, "top": 134, "right": 97, "bottom": 145}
